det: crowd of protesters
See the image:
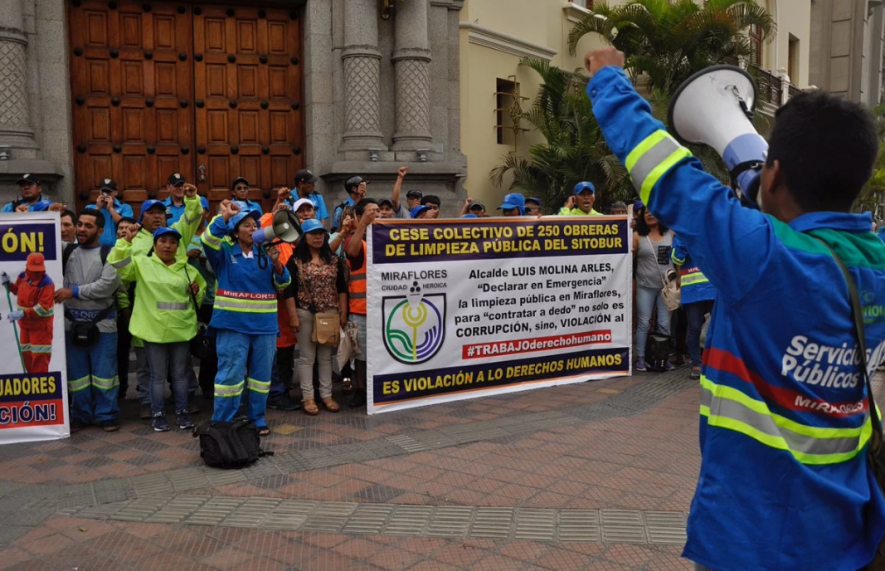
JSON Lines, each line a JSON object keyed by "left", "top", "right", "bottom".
{"left": 2, "top": 168, "right": 710, "bottom": 435}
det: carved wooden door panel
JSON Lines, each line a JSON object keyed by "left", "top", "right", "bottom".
{"left": 70, "top": 1, "right": 304, "bottom": 216}
{"left": 193, "top": 6, "right": 303, "bottom": 213}
{"left": 69, "top": 0, "right": 193, "bottom": 212}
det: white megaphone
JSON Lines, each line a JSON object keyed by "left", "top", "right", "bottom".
{"left": 252, "top": 209, "right": 303, "bottom": 247}
{"left": 668, "top": 65, "right": 768, "bottom": 208}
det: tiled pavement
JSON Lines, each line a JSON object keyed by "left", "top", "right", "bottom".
{"left": 0, "top": 366, "right": 717, "bottom": 570}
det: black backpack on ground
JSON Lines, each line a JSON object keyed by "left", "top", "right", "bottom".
{"left": 646, "top": 333, "right": 672, "bottom": 372}
{"left": 193, "top": 419, "right": 273, "bottom": 469}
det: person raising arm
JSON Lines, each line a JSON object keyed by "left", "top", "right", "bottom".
{"left": 584, "top": 48, "right": 885, "bottom": 571}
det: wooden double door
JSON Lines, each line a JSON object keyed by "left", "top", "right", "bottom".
{"left": 69, "top": 0, "right": 304, "bottom": 215}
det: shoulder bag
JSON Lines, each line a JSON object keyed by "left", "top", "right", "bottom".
{"left": 646, "top": 236, "right": 681, "bottom": 311}
{"left": 295, "top": 259, "right": 340, "bottom": 346}
{"left": 813, "top": 237, "right": 885, "bottom": 569}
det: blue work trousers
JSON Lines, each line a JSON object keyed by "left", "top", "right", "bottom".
{"left": 685, "top": 300, "right": 714, "bottom": 367}
{"left": 269, "top": 345, "right": 296, "bottom": 400}
{"left": 66, "top": 332, "right": 119, "bottom": 424}
{"left": 212, "top": 330, "right": 275, "bottom": 427}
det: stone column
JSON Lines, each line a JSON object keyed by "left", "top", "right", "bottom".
{"left": 392, "top": 0, "right": 433, "bottom": 151}
{"left": 0, "top": 0, "right": 38, "bottom": 157}
{"left": 341, "top": 0, "right": 387, "bottom": 151}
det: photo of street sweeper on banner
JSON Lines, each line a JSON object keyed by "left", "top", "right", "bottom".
{"left": 0, "top": 212, "right": 67, "bottom": 444}
{"left": 365, "top": 216, "right": 632, "bottom": 414}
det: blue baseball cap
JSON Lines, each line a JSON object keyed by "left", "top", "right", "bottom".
{"left": 152, "top": 227, "right": 181, "bottom": 242}
{"left": 410, "top": 205, "right": 431, "bottom": 218}
{"left": 138, "top": 199, "right": 167, "bottom": 223}
{"left": 498, "top": 193, "right": 525, "bottom": 210}
{"left": 525, "top": 197, "right": 542, "bottom": 206}
{"left": 573, "top": 182, "right": 595, "bottom": 195}
{"left": 633, "top": 199, "right": 644, "bottom": 210}
{"left": 301, "top": 219, "right": 326, "bottom": 234}
{"left": 461, "top": 213, "right": 478, "bottom": 219}
{"left": 228, "top": 208, "right": 261, "bottom": 233}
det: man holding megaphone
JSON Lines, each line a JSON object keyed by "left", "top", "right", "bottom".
{"left": 201, "top": 200, "right": 293, "bottom": 437}
{"left": 584, "top": 48, "right": 885, "bottom": 571}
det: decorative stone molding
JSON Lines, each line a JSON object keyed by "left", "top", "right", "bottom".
{"left": 459, "top": 22, "right": 557, "bottom": 62}
{"left": 563, "top": 1, "right": 592, "bottom": 24}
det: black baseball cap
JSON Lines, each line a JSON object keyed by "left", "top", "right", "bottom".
{"left": 167, "top": 173, "right": 186, "bottom": 186}
{"left": 99, "top": 178, "right": 118, "bottom": 192}
{"left": 16, "top": 174, "right": 40, "bottom": 185}
{"left": 406, "top": 189, "right": 423, "bottom": 199}
{"left": 378, "top": 198, "right": 394, "bottom": 208}
{"left": 468, "top": 201, "right": 486, "bottom": 211}
{"left": 231, "top": 177, "right": 249, "bottom": 189}
{"left": 294, "top": 169, "right": 318, "bottom": 185}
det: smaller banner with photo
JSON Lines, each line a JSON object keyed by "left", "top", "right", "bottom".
{"left": 366, "top": 216, "right": 632, "bottom": 414}
{"left": 0, "top": 213, "right": 68, "bottom": 444}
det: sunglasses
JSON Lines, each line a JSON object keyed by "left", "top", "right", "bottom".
{"left": 234, "top": 186, "right": 249, "bottom": 190}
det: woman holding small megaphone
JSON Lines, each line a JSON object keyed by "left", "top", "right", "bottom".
{"left": 201, "top": 200, "right": 292, "bottom": 437}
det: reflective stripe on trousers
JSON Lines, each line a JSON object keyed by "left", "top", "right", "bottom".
{"left": 247, "top": 377, "right": 270, "bottom": 394}
{"left": 625, "top": 130, "right": 693, "bottom": 203}
{"left": 700, "top": 377, "right": 871, "bottom": 464}
{"left": 68, "top": 376, "right": 90, "bottom": 392}
{"left": 215, "top": 381, "right": 244, "bottom": 398}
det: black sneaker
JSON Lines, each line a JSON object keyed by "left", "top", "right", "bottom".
{"left": 186, "top": 395, "right": 200, "bottom": 415}
{"left": 348, "top": 388, "right": 366, "bottom": 408}
{"left": 100, "top": 419, "right": 121, "bottom": 432}
{"left": 139, "top": 404, "right": 152, "bottom": 420}
{"left": 176, "top": 411, "right": 194, "bottom": 430}
{"left": 268, "top": 394, "right": 301, "bottom": 411}
{"left": 152, "top": 413, "right": 170, "bottom": 432}
{"left": 70, "top": 418, "right": 88, "bottom": 434}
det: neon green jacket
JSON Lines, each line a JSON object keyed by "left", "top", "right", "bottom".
{"left": 109, "top": 239, "right": 206, "bottom": 344}
{"left": 558, "top": 206, "right": 602, "bottom": 216}
{"left": 132, "top": 195, "right": 203, "bottom": 259}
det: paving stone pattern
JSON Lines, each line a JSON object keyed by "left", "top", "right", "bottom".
{"left": 56, "top": 494, "right": 687, "bottom": 545}
{"left": 0, "top": 366, "right": 779, "bottom": 570}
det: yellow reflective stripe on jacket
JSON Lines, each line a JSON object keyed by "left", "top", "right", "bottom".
{"left": 681, "top": 272, "right": 709, "bottom": 286}
{"left": 625, "top": 130, "right": 692, "bottom": 204}
{"left": 215, "top": 381, "right": 244, "bottom": 398}
{"left": 700, "top": 377, "right": 871, "bottom": 464}
{"left": 68, "top": 376, "right": 90, "bottom": 392}
{"left": 26, "top": 304, "right": 53, "bottom": 318}
{"left": 201, "top": 229, "right": 223, "bottom": 251}
{"left": 214, "top": 296, "right": 277, "bottom": 313}
{"left": 156, "top": 302, "right": 189, "bottom": 311}
{"left": 247, "top": 378, "right": 270, "bottom": 394}
{"left": 670, "top": 250, "right": 685, "bottom": 265}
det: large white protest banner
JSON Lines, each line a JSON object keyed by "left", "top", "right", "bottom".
{"left": 366, "top": 216, "right": 632, "bottom": 414}
{"left": 0, "top": 212, "right": 68, "bottom": 444}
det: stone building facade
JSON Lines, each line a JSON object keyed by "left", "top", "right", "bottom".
{"left": 0, "top": 0, "right": 466, "bottom": 215}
